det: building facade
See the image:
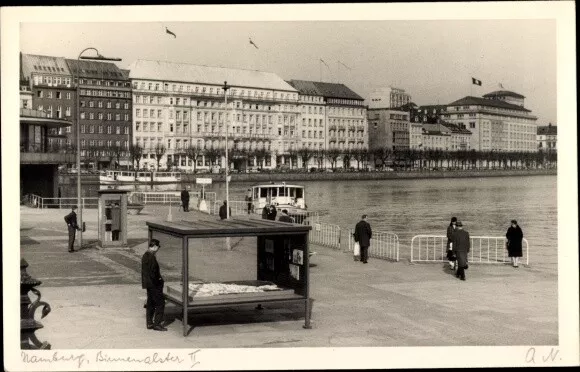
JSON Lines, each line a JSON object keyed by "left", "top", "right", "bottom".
{"left": 128, "top": 59, "right": 300, "bottom": 171}
{"left": 367, "top": 87, "right": 411, "bottom": 109}
{"left": 367, "top": 109, "right": 410, "bottom": 151}
{"left": 443, "top": 91, "right": 537, "bottom": 152}
{"left": 537, "top": 123, "right": 557, "bottom": 151}
{"left": 66, "top": 59, "right": 132, "bottom": 168}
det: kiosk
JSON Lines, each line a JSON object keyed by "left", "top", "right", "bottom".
{"left": 98, "top": 190, "right": 128, "bottom": 247}
{"left": 146, "top": 218, "right": 313, "bottom": 336}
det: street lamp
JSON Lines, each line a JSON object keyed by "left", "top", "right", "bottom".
{"left": 222, "top": 81, "right": 231, "bottom": 219}
{"left": 75, "top": 48, "right": 122, "bottom": 250}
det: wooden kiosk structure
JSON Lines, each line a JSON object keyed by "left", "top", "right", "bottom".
{"left": 146, "top": 218, "right": 313, "bottom": 336}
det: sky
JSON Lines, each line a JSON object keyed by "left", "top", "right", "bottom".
{"left": 19, "top": 12, "right": 557, "bottom": 125}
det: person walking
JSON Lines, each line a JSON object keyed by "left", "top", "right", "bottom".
{"left": 111, "top": 202, "right": 121, "bottom": 241}
{"left": 180, "top": 187, "right": 190, "bottom": 212}
{"left": 354, "top": 214, "right": 372, "bottom": 264}
{"left": 245, "top": 188, "right": 253, "bottom": 214}
{"left": 141, "top": 239, "right": 166, "bottom": 331}
{"left": 446, "top": 217, "right": 458, "bottom": 270}
{"left": 219, "top": 201, "right": 231, "bottom": 220}
{"left": 278, "top": 209, "right": 294, "bottom": 223}
{"left": 452, "top": 221, "right": 471, "bottom": 281}
{"left": 506, "top": 219, "right": 524, "bottom": 268}
{"left": 267, "top": 205, "right": 278, "bottom": 221}
{"left": 64, "top": 205, "right": 81, "bottom": 252}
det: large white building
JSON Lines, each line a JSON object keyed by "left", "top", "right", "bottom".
{"left": 537, "top": 123, "right": 557, "bottom": 152}
{"left": 367, "top": 86, "right": 412, "bottom": 109}
{"left": 128, "top": 59, "right": 300, "bottom": 170}
{"left": 443, "top": 91, "right": 537, "bottom": 152}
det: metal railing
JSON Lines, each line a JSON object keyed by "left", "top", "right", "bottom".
{"left": 24, "top": 194, "right": 98, "bottom": 209}
{"left": 410, "top": 235, "right": 529, "bottom": 265}
{"left": 211, "top": 200, "right": 248, "bottom": 216}
{"left": 309, "top": 222, "right": 341, "bottom": 250}
{"left": 347, "top": 229, "right": 400, "bottom": 262}
{"left": 128, "top": 191, "right": 216, "bottom": 206}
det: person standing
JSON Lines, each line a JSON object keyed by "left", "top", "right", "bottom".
{"left": 354, "top": 214, "right": 372, "bottom": 264}
{"left": 278, "top": 209, "right": 294, "bottom": 223}
{"left": 261, "top": 204, "right": 270, "bottom": 219}
{"left": 452, "top": 221, "right": 471, "bottom": 281}
{"left": 506, "top": 219, "right": 524, "bottom": 268}
{"left": 267, "top": 205, "right": 277, "bottom": 221}
{"left": 446, "top": 217, "right": 458, "bottom": 270}
{"left": 219, "top": 201, "right": 231, "bottom": 220}
{"left": 180, "top": 187, "right": 190, "bottom": 212}
{"left": 245, "top": 188, "right": 253, "bottom": 214}
{"left": 64, "top": 205, "right": 81, "bottom": 252}
{"left": 111, "top": 202, "right": 121, "bottom": 241}
{"left": 141, "top": 239, "right": 167, "bottom": 331}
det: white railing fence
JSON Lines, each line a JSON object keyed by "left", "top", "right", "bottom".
{"left": 347, "top": 229, "right": 400, "bottom": 262}
{"left": 410, "top": 235, "right": 529, "bottom": 265}
{"left": 309, "top": 222, "right": 341, "bottom": 250}
{"left": 128, "top": 191, "right": 216, "bottom": 206}
{"left": 24, "top": 194, "right": 98, "bottom": 209}
{"left": 211, "top": 200, "right": 248, "bottom": 217}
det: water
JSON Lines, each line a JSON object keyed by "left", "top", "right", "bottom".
{"left": 63, "top": 175, "right": 558, "bottom": 273}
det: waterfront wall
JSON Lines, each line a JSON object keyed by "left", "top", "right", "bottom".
{"left": 59, "top": 168, "right": 556, "bottom": 185}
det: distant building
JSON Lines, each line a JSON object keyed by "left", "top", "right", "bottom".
{"left": 439, "top": 121, "right": 472, "bottom": 151}
{"left": 537, "top": 123, "right": 557, "bottom": 151}
{"left": 128, "top": 59, "right": 299, "bottom": 171}
{"left": 287, "top": 80, "right": 367, "bottom": 168}
{"left": 443, "top": 90, "right": 537, "bottom": 151}
{"left": 367, "top": 108, "right": 410, "bottom": 151}
{"left": 367, "top": 87, "right": 411, "bottom": 109}
{"left": 421, "top": 122, "right": 452, "bottom": 150}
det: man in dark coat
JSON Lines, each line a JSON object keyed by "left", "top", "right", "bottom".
{"left": 141, "top": 239, "right": 166, "bottom": 331}
{"left": 446, "top": 217, "right": 458, "bottom": 270}
{"left": 219, "top": 201, "right": 231, "bottom": 220}
{"left": 261, "top": 204, "right": 269, "bottom": 219}
{"left": 506, "top": 219, "right": 524, "bottom": 268}
{"left": 354, "top": 214, "right": 372, "bottom": 264}
{"left": 64, "top": 205, "right": 81, "bottom": 252}
{"left": 180, "top": 188, "right": 190, "bottom": 212}
{"left": 452, "top": 221, "right": 471, "bottom": 281}
{"left": 267, "top": 205, "right": 277, "bottom": 221}
{"left": 278, "top": 209, "right": 294, "bottom": 223}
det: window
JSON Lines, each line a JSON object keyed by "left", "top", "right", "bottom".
{"left": 65, "top": 106, "right": 71, "bottom": 116}
{"left": 469, "top": 122, "right": 476, "bottom": 129}
{"left": 136, "top": 109, "right": 141, "bottom": 117}
{"left": 107, "top": 125, "right": 112, "bottom": 134}
{"left": 66, "top": 92, "right": 71, "bottom": 100}
{"left": 107, "top": 113, "right": 112, "bottom": 120}
{"left": 124, "top": 103, "right": 129, "bottom": 109}
{"left": 98, "top": 125, "right": 103, "bottom": 134}
{"left": 80, "top": 112, "right": 86, "bottom": 119}
{"left": 124, "top": 114, "right": 129, "bottom": 121}
{"left": 107, "top": 102, "right": 112, "bottom": 109}
{"left": 89, "top": 125, "right": 94, "bottom": 133}
{"left": 124, "top": 126, "right": 129, "bottom": 135}
{"left": 115, "top": 126, "right": 120, "bottom": 134}
{"left": 136, "top": 122, "right": 141, "bottom": 131}
{"left": 81, "top": 125, "right": 86, "bottom": 133}
{"left": 115, "top": 102, "right": 121, "bottom": 109}
{"left": 89, "top": 101, "right": 94, "bottom": 108}
{"left": 115, "top": 114, "right": 120, "bottom": 121}
{"left": 89, "top": 113, "right": 94, "bottom": 120}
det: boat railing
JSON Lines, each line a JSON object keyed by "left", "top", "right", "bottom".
{"left": 347, "top": 229, "right": 400, "bottom": 262}
{"left": 410, "top": 235, "right": 529, "bottom": 266}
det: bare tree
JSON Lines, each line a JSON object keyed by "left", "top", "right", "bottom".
{"left": 184, "top": 143, "right": 203, "bottom": 173}
{"left": 254, "top": 148, "right": 271, "bottom": 170}
{"left": 153, "top": 143, "right": 166, "bottom": 170}
{"left": 287, "top": 148, "right": 299, "bottom": 169}
{"left": 111, "top": 143, "right": 125, "bottom": 170}
{"left": 314, "top": 149, "right": 326, "bottom": 169}
{"left": 204, "top": 147, "right": 221, "bottom": 166}
{"left": 297, "top": 146, "right": 314, "bottom": 170}
{"left": 325, "top": 148, "right": 342, "bottom": 170}
{"left": 129, "top": 143, "right": 144, "bottom": 171}
{"left": 373, "top": 146, "right": 392, "bottom": 170}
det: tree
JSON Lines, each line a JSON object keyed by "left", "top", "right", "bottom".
{"left": 314, "top": 149, "right": 326, "bottom": 169}
{"left": 184, "top": 143, "right": 203, "bottom": 173}
{"left": 204, "top": 148, "right": 221, "bottom": 166}
{"left": 129, "top": 143, "right": 144, "bottom": 170}
{"left": 373, "top": 146, "right": 392, "bottom": 170}
{"left": 325, "top": 148, "right": 341, "bottom": 169}
{"left": 351, "top": 148, "right": 367, "bottom": 170}
{"left": 254, "top": 148, "right": 271, "bottom": 170}
{"left": 287, "top": 148, "right": 299, "bottom": 169}
{"left": 297, "top": 147, "right": 314, "bottom": 170}
{"left": 111, "top": 143, "right": 125, "bottom": 170}
{"left": 153, "top": 143, "right": 166, "bottom": 170}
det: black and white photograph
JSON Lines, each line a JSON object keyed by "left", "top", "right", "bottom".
{"left": 2, "top": 2, "right": 578, "bottom": 370}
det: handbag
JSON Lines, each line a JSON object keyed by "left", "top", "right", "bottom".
{"left": 353, "top": 242, "right": 361, "bottom": 257}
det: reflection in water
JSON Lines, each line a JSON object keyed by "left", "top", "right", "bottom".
{"left": 62, "top": 175, "right": 557, "bottom": 273}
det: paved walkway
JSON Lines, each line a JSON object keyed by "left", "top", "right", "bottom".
{"left": 20, "top": 206, "right": 558, "bottom": 348}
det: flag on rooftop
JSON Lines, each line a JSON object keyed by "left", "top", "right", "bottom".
{"left": 166, "top": 27, "right": 176, "bottom": 38}
{"left": 472, "top": 77, "right": 482, "bottom": 86}
{"left": 249, "top": 38, "right": 259, "bottom": 49}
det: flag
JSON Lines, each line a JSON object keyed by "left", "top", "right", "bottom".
{"left": 249, "top": 38, "right": 259, "bottom": 49}
{"left": 320, "top": 58, "right": 330, "bottom": 69}
{"left": 166, "top": 27, "right": 176, "bottom": 38}
{"left": 472, "top": 77, "right": 482, "bottom": 86}
{"left": 338, "top": 61, "right": 352, "bottom": 70}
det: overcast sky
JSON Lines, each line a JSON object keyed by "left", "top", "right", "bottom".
{"left": 20, "top": 17, "right": 557, "bottom": 125}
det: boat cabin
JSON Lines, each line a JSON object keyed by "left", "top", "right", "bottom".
{"left": 251, "top": 183, "right": 306, "bottom": 213}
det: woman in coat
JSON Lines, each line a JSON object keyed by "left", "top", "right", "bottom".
{"left": 446, "top": 217, "right": 458, "bottom": 269}
{"left": 506, "top": 219, "right": 524, "bottom": 267}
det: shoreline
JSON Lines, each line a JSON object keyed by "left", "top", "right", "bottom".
{"left": 60, "top": 168, "right": 556, "bottom": 185}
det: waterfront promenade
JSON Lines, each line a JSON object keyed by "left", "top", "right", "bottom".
{"left": 18, "top": 205, "right": 558, "bottom": 348}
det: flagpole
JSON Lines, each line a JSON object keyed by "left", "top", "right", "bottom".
{"left": 223, "top": 81, "right": 230, "bottom": 219}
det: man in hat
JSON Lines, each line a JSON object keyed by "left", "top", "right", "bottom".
{"left": 180, "top": 187, "right": 190, "bottom": 212}
{"left": 354, "top": 214, "right": 373, "bottom": 264}
{"left": 452, "top": 221, "right": 471, "bottom": 281}
{"left": 219, "top": 201, "right": 231, "bottom": 220}
{"left": 278, "top": 209, "right": 294, "bottom": 223}
{"left": 245, "top": 188, "right": 253, "bottom": 214}
{"left": 64, "top": 205, "right": 81, "bottom": 252}
{"left": 141, "top": 239, "right": 166, "bottom": 331}
{"left": 505, "top": 219, "right": 524, "bottom": 268}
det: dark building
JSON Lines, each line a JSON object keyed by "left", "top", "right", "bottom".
{"left": 66, "top": 59, "right": 132, "bottom": 169}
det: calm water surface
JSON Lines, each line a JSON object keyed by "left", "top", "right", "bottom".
{"left": 68, "top": 175, "right": 558, "bottom": 273}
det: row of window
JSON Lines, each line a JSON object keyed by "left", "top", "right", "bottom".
{"left": 301, "top": 130, "right": 325, "bottom": 139}
{"left": 80, "top": 139, "right": 128, "bottom": 148}
{"left": 33, "top": 75, "right": 71, "bottom": 86}
{"left": 79, "top": 78, "right": 129, "bottom": 88}
{"left": 79, "top": 112, "right": 129, "bottom": 121}
{"left": 80, "top": 89, "right": 131, "bottom": 98}
{"left": 80, "top": 124, "right": 130, "bottom": 135}
{"left": 80, "top": 100, "right": 129, "bottom": 110}
{"left": 36, "top": 105, "right": 71, "bottom": 118}
{"left": 328, "top": 131, "right": 366, "bottom": 138}
{"left": 327, "top": 98, "right": 363, "bottom": 107}
{"left": 36, "top": 91, "right": 72, "bottom": 100}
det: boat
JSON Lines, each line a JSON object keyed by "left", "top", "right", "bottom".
{"left": 99, "top": 170, "right": 182, "bottom": 184}
{"left": 249, "top": 182, "right": 310, "bottom": 223}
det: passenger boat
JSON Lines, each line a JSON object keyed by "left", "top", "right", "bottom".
{"left": 99, "top": 170, "right": 182, "bottom": 184}
{"left": 249, "top": 182, "right": 309, "bottom": 222}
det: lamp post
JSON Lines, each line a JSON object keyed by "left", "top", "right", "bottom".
{"left": 75, "top": 48, "right": 122, "bottom": 250}
{"left": 222, "top": 81, "right": 231, "bottom": 219}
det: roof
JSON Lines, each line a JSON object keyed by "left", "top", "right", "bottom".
{"left": 440, "top": 121, "right": 472, "bottom": 135}
{"left": 537, "top": 125, "right": 557, "bottom": 135}
{"left": 146, "top": 218, "right": 311, "bottom": 238}
{"left": 129, "top": 59, "right": 297, "bottom": 92}
{"left": 483, "top": 90, "right": 525, "bottom": 99}
{"left": 422, "top": 123, "right": 452, "bottom": 135}
{"left": 448, "top": 96, "right": 531, "bottom": 112}
{"left": 66, "top": 59, "right": 127, "bottom": 80}
{"left": 287, "top": 80, "right": 364, "bottom": 101}
{"left": 21, "top": 53, "right": 72, "bottom": 79}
